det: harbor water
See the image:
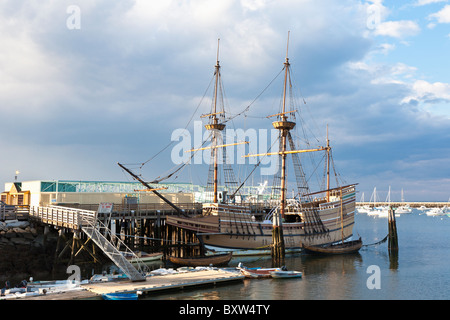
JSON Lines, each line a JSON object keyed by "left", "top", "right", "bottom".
{"left": 146, "top": 209, "right": 450, "bottom": 300}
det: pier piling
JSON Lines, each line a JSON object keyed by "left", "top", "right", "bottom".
{"left": 271, "top": 210, "right": 285, "bottom": 266}
{"left": 388, "top": 207, "right": 398, "bottom": 252}
{"left": 388, "top": 206, "right": 399, "bottom": 269}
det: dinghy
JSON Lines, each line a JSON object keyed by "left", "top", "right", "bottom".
{"left": 102, "top": 292, "right": 139, "bottom": 300}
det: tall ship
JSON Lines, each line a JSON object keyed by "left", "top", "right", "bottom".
{"left": 164, "top": 36, "right": 359, "bottom": 254}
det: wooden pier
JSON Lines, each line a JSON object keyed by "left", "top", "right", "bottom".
{"left": 21, "top": 269, "right": 244, "bottom": 300}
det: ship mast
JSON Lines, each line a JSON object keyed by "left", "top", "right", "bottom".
{"left": 268, "top": 32, "right": 294, "bottom": 265}
{"left": 272, "top": 31, "right": 296, "bottom": 219}
{"left": 204, "top": 39, "right": 225, "bottom": 203}
{"left": 326, "top": 125, "right": 331, "bottom": 201}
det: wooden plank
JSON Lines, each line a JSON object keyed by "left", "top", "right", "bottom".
{"left": 82, "top": 269, "right": 243, "bottom": 295}
{"left": 20, "top": 289, "right": 99, "bottom": 300}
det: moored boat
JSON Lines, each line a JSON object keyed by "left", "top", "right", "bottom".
{"left": 168, "top": 252, "right": 232, "bottom": 267}
{"left": 269, "top": 270, "right": 302, "bottom": 279}
{"left": 102, "top": 292, "right": 139, "bottom": 300}
{"left": 426, "top": 207, "right": 447, "bottom": 216}
{"left": 123, "top": 251, "right": 163, "bottom": 263}
{"left": 237, "top": 263, "right": 281, "bottom": 279}
{"left": 302, "top": 238, "right": 362, "bottom": 255}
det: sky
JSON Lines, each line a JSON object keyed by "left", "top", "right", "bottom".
{"left": 1, "top": 0, "right": 450, "bottom": 202}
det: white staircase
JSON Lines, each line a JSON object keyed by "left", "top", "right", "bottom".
{"left": 80, "top": 215, "right": 149, "bottom": 282}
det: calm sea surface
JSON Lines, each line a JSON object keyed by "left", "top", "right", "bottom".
{"left": 146, "top": 210, "right": 450, "bottom": 300}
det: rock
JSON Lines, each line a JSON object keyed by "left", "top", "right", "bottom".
{"left": 23, "top": 233, "right": 35, "bottom": 240}
{"left": 5, "top": 220, "right": 29, "bottom": 229}
{"left": 3, "top": 231, "right": 16, "bottom": 239}
{"left": 10, "top": 237, "right": 30, "bottom": 245}
{"left": 13, "top": 227, "right": 27, "bottom": 234}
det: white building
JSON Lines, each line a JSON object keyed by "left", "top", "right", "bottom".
{"left": 2, "top": 180, "right": 197, "bottom": 207}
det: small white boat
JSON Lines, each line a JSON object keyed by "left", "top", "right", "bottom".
{"left": 269, "top": 270, "right": 302, "bottom": 279}
{"left": 426, "top": 207, "right": 447, "bottom": 216}
{"left": 367, "top": 209, "right": 379, "bottom": 216}
{"left": 396, "top": 205, "right": 412, "bottom": 214}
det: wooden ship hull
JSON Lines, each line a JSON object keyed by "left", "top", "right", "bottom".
{"left": 167, "top": 185, "right": 356, "bottom": 252}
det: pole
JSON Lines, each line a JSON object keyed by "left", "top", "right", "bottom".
{"left": 117, "top": 163, "right": 183, "bottom": 215}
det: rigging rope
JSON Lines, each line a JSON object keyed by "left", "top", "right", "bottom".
{"left": 362, "top": 235, "right": 388, "bottom": 247}
{"left": 138, "top": 75, "right": 216, "bottom": 169}
{"left": 224, "top": 67, "right": 285, "bottom": 123}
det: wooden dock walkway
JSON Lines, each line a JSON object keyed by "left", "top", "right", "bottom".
{"left": 83, "top": 269, "right": 244, "bottom": 295}
{"left": 21, "top": 269, "right": 244, "bottom": 300}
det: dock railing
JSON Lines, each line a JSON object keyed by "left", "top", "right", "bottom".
{"left": 29, "top": 205, "right": 97, "bottom": 230}
{"left": 1, "top": 205, "right": 30, "bottom": 221}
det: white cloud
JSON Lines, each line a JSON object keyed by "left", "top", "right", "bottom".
{"left": 402, "top": 80, "right": 450, "bottom": 104}
{"left": 414, "top": 0, "right": 448, "bottom": 6}
{"left": 373, "top": 20, "right": 421, "bottom": 38}
{"left": 0, "top": 27, "right": 71, "bottom": 118}
{"left": 428, "top": 4, "right": 450, "bottom": 23}
{"left": 240, "top": 0, "right": 269, "bottom": 11}
{"left": 377, "top": 42, "right": 396, "bottom": 54}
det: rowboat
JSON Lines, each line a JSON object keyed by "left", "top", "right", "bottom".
{"left": 168, "top": 252, "right": 232, "bottom": 267}
{"left": 123, "top": 251, "right": 163, "bottom": 263}
{"left": 102, "top": 292, "right": 139, "bottom": 300}
{"left": 269, "top": 270, "right": 302, "bottom": 279}
{"left": 302, "top": 238, "right": 362, "bottom": 255}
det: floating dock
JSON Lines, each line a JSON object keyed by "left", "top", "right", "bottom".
{"left": 21, "top": 269, "right": 244, "bottom": 300}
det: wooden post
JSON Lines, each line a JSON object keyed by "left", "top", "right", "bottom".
{"left": 272, "top": 208, "right": 285, "bottom": 266}
{"left": 68, "top": 231, "right": 79, "bottom": 266}
{"left": 388, "top": 206, "right": 398, "bottom": 252}
{"left": 388, "top": 206, "right": 399, "bottom": 269}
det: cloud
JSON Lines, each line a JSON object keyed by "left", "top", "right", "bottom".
{"left": 414, "top": 0, "right": 448, "bottom": 6}
{"left": 428, "top": 4, "right": 450, "bottom": 23}
{"left": 401, "top": 80, "right": 450, "bottom": 105}
{"left": 373, "top": 20, "right": 421, "bottom": 38}
{"left": 0, "top": 0, "right": 449, "bottom": 201}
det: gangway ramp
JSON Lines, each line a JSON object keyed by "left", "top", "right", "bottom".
{"left": 30, "top": 205, "right": 148, "bottom": 282}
